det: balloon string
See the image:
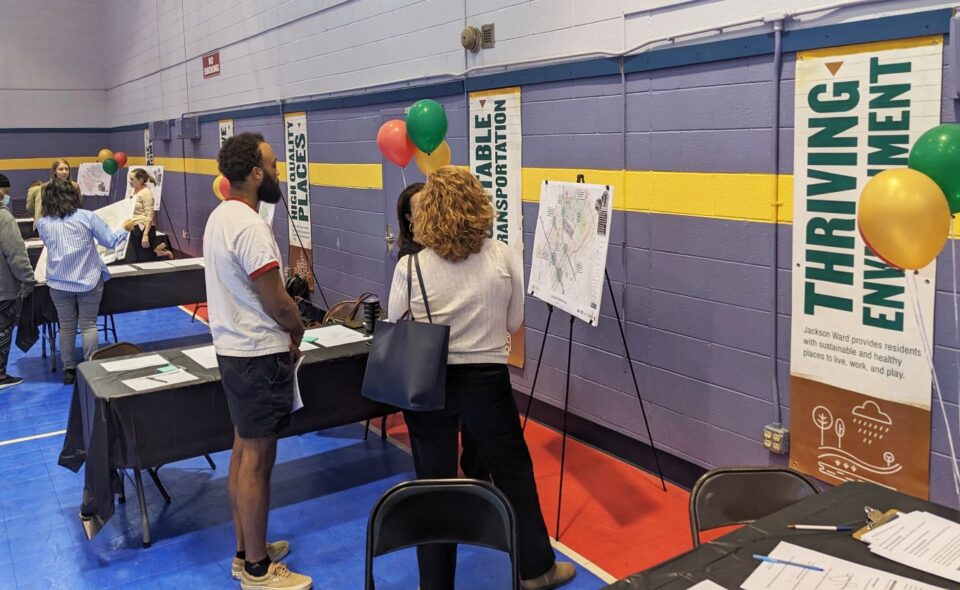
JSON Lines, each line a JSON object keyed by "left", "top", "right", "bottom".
{"left": 400, "top": 166, "right": 407, "bottom": 188}
{"left": 952, "top": 225, "right": 960, "bottom": 502}
{"left": 909, "top": 273, "right": 960, "bottom": 506}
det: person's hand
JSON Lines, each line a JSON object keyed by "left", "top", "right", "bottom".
{"left": 290, "top": 323, "right": 305, "bottom": 348}
{"left": 141, "top": 237, "right": 150, "bottom": 248}
{"left": 122, "top": 218, "right": 136, "bottom": 231}
{"left": 289, "top": 340, "right": 305, "bottom": 363}
{"left": 18, "top": 287, "right": 31, "bottom": 300}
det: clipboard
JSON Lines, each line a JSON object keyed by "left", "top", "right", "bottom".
{"left": 853, "top": 507, "right": 902, "bottom": 541}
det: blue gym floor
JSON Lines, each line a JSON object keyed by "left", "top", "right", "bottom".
{"left": 0, "top": 307, "right": 607, "bottom": 589}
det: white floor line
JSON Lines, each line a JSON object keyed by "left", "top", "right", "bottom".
{"left": 367, "top": 421, "right": 619, "bottom": 583}
{"left": 0, "top": 429, "right": 66, "bottom": 447}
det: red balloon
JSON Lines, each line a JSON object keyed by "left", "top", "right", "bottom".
{"left": 114, "top": 151, "right": 128, "bottom": 168}
{"left": 219, "top": 176, "right": 231, "bottom": 199}
{"left": 377, "top": 120, "right": 415, "bottom": 167}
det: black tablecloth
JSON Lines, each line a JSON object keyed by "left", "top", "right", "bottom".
{"left": 605, "top": 482, "right": 960, "bottom": 589}
{"left": 15, "top": 262, "right": 206, "bottom": 352}
{"left": 25, "top": 233, "right": 172, "bottom": 268}
{"left": 17, "top": 217, "right": 35, "bottom": 240}
{"left": 58, "top": 335, "right": 394, "bottom": 538}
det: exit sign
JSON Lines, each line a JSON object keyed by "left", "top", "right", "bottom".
{"left": 202, "top": 51, "right": 221, "bottom": 79}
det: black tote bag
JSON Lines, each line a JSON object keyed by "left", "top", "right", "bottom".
{"left": 361, "top": 253, "right": 449, "bottom": 411}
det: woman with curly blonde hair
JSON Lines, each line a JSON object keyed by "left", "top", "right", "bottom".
{"left": 387, "top": 166, "right": 576, "bottom": 590}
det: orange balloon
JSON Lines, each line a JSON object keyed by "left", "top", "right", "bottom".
{"left": 858, "top": 168, "right": 951, "bottom": 270}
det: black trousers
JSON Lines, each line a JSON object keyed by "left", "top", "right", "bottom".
{"left": 403, "top": 363, "right": 555, "bottom": 589}
{"left": 123, "top": 225, "right": 157, "bottom": 264}
{"left": 0, "top": 299, "right": 17, "bottom": 377}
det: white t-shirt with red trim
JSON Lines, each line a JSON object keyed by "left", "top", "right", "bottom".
{"left": 203, "top": 199, "right": 289, "bottom": 357}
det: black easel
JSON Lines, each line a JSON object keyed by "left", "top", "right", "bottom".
{"left": 522, "top": 174, "right": 666, "bottom": 541}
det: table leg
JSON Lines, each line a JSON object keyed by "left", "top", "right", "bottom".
{"left": 134, "top": 470, "right": 151, "bottom": 548}
{"left": 380, "top": 415, "right": 387, "bottom": 440}
{"left": 147, "top": 468, "right": 171, "bottom": 504}
{"left": 49, "top": 324, "right": 57, "bottom": 372}
{"left": 203, "top": 454, "right": 217, "bottom": 470}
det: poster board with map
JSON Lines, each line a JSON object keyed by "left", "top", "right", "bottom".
{"left": 77, "top": 163, "right": 112, "bottom": 197}
{"left": 528, "top": 180, "right": 613, "bottom": 326}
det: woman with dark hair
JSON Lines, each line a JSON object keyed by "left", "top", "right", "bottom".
{"left": 26, "top": 159, "right": 80, "bottom": 228}
{"left": 395, "top": 182, "right": 424, "bottom": 258}
{"left": 124, "top": 168, "right": 158, "bottom": 262}
{"left": 37, "top": 180, "right": 135, "bottom": 384}
{"left": 388, "top": 167, "right": 575, "bottom": 590}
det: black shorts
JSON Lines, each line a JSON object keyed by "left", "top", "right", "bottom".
{"left": 218, "top": 352, "right": 294, "bottom": 439}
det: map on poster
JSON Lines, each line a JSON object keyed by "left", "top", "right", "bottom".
{"left": 123, "top": 166, "right": 164, "bottom": 211}
{"left": 77, "top": 163, "right": 112, "bottom": 197}
{"left": 528, "top": 180, "right": 613, "bottom": 326}
{"left": 34, "top": 199, "right": 135, "bottom": 283}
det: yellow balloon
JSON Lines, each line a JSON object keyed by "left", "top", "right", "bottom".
{"left": 414, "top": 141, "right": 451, "bottom": 176}
{"left": 858, "top": 168, "right": 951, "bottom": 270}
{"left": 212, "top": 175, "right": 226, "bottom": 200}
{"left": 98, "top": 148, "right": 114, "bottom": 163}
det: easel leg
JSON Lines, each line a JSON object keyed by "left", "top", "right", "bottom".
{"left": 605, "top": 272, "right": 667, "bottom": 491}
{"left": 556, "top": 315, "right": 574, "bottom": 540}
{"left": 522, "top": 303, "right": 554, "bottom": 431}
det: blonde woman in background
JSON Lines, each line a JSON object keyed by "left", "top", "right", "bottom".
{"left": 26, "top": 159, "right": 79, "bottom": 228}
{"left": 124, "top": 168, "right": 158, "bottom": 262}
{"left": 388, "top": 166, "right": 576, "bottom": 590}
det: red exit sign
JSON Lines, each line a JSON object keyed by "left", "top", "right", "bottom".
{"left": 202, "top": 51, "right": 221, "bottom": 79}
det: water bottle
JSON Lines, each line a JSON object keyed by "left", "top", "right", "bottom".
{"left": 362, "top": 296, "right": 381, "bottom": 334}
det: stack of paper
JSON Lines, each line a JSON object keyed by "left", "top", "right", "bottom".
{"left": 741, "top": 542, "right": 946, "bottom": 590}
{"left": 101, "top": 354, "right": 168, "bottom": 372}
{"left": 861, "top": 511, "right": 960, "bottom": 584}
{"left": 134, "top": 261, "right": 174, "bottom": 270}
{"left": 303, "top": 325, "right": 371, "bottom": 347}
{"left": 183, "top": 346, "right": 218, "bottom": 369}
{"left": 122, "top": 369, "right": 199, "bottom": 392}
{"left": 108, "top": 264, "right": 138, "bottom": 277}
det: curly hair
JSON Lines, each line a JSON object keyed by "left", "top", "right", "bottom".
{"left": 41, "top": 179, "right": 81, "bottom": 218}
{"left": 218, "top": 132, "right": 265, "bottom": 184}
{"left": 414, "top": 166, "right": 492, "bottom": 262}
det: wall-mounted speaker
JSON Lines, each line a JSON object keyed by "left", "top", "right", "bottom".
{"left": 149, "top": 120, "right": 171, "bottom": 141}
{"left": 180, "top": 116, "right": 200, "bottom": 140}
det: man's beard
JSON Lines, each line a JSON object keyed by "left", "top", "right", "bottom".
{"left": 258, "top": 173, "right": 283, "bottom": 204}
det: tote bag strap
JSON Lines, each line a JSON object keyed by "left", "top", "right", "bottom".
{"left": 413, "top": 253, "right": 434, "bottom": 324}
{"left": 402, "top": 254, "right": 414, "bottom": 320}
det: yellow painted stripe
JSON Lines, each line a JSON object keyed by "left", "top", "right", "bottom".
{"left": 308, "top": 163, "right": 383, "bottom": 190}
{"left": 798, "top": 35, "right": 942, "bottom": 60}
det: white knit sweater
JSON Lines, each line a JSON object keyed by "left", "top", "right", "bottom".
{"left": 387, "top": 239, "right": 524, "bottom": 365}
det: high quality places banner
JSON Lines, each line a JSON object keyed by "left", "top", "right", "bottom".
{"left": 284, "top": 112, "right": 313, "bottom": 289}
{"left": 143, "top": 128, "right": 154, "bottom": 165}
{"left": 469, "top": 87, "right": 525, "bottom": 367}
{"left": 790, "top": 36, "right": 943, "bottom": 498}
{"left": 218, "top": 119, "right": 233, "bottom": 148}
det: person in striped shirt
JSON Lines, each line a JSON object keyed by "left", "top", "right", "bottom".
{"left": 36, "top": 180, "right": 136, "bottom": 384}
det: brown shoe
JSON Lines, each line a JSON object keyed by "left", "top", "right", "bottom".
{"left": 521, "top": 562, "right": 577, "bottom": 590}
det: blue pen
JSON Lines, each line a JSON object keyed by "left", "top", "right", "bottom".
{"left": 752, "top": 555, "right": 824, "bottom": 572}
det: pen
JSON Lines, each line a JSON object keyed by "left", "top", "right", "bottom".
{"left": 787, "top": 524, "right": 854, "bottom": 531}
{"left": 752, "top": 555, "right": 824, "bottom": 572}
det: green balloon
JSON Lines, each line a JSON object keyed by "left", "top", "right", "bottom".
{"left": 406, "top": 99, "right": 447, "bottom": 154}
{"left": 102, "top": 158, "right": 118, "bottom": 175}
{"left": 909, "top": 124, "right": 960, "bottom": 214}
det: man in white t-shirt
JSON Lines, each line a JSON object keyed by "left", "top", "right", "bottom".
{"left": 204, "top": 133, "right": 311, "bottom": 590}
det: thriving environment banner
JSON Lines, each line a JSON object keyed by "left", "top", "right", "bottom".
{"left": 790, "top": 36, "right": 943, "bottom": 498}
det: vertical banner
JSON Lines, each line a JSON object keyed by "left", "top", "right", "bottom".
{"left": 284, "top": 112, "right": 313, "bottom": 289}
{"left": 143, "top": 128, "right": 154, "bottom": 165}
{"left": 218, "top": 119, "right": 233, "bottom": 148}
{"left": 790, "top": 36, "right": 943, "bottom": 498}
{"left": 469, "top": 87, "right": 525, "bottom": 367}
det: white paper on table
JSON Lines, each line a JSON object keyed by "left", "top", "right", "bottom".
{"left": 134, "top": 261, "right": 174, "bottom": 270}
{"left": 292, "top": 355, "right": 305, "bottom": 412}
{"left": 688, "top": 582, "right": 725, "bottom": 590}
{"left": 165, "top": 258, "right": 204, "bottom": 267}
{"left": 182, "top": 345, "right": 218, "bottom": 369}
{"left": 740, "top": 542, "right": 946, "bottom": 590}
{"left": 861, "top": 511, "right": 960, "bottom": 584}
{"left": 101, "top": 354, "right": 168, "bottom": 372}
{"left": 299, "top": 341, "right": 317, "bottom": 352}
{"left": 108, "top": 264, "right": 138, "bottom": 277}
{"left": 303, "top": 324, "right": 371, "bottom": 348}
{"left": 122, "top": 369, "right": 198, "bottom": 392}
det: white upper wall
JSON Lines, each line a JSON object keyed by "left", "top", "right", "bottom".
{"left": 0, "top": 0, "right": 107, "bottom": 128}
{"left": 2, "top": 0, "right": 955, "bottom": 127}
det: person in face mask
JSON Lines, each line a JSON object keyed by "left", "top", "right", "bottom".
{"left": 202, "top": 133, "right": 310, "bottom": 590}
{"left": 0, "top": 174, "right": 36, "bottom": 390}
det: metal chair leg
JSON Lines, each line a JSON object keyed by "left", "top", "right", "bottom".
{"left": 118, "top": 469, "right": 126, "bottom": 504}
{"left": 147, "top": 468, "right": 171, "bottom": 504}
{"left": 203, "top": 454, "right": 216, "bottom": 470}
{"left": 380, "top": 415, "right": 388, "bottom": 440}
{"left": 363, "top": 419, "right": 371, "bottom": 440}
{"left": 134, "top": 470, "right": 151, "bottom": 548}
{"left": 109, "top": 314, "right": 118, "bottom": 343}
